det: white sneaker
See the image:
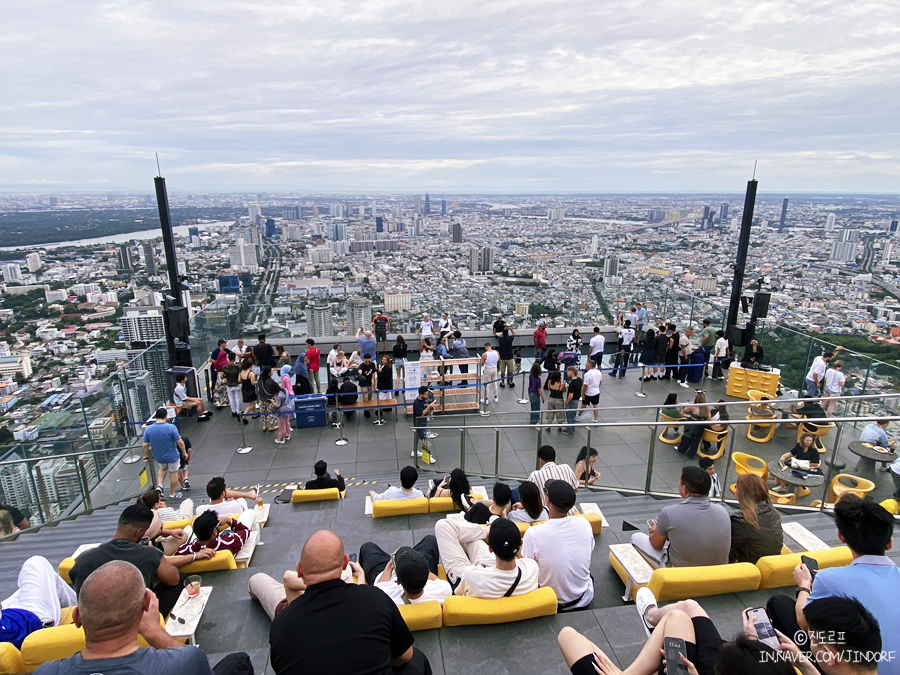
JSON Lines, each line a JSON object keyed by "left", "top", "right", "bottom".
{"left": 635, "top": 587, "right": 658, "bottom": 637}
{"left": 274, "top": 439, "right": 285, "bottom": 444}
{"left": 493, "top": 397, "right": 498, "bottom": 403}
{"left": 678, "top": 382, "right": 689, "bottom": 388}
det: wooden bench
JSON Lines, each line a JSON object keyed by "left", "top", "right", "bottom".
{"left": 327, "top": 398, "right": 397, "bottom": 411}
{"left": 782, "top": 522, "right": 829, "bottom": 552}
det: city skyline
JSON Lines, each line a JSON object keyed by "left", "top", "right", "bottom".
{"left": 3, "top": 1, "right": 900, "bottom": 194}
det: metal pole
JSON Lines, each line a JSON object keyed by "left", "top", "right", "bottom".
{"left": 333, "top": 399, "right": 349, "bottom": 446}
{"left": 459, "top": 428, "right": 466, "bottom": 473}
{"left": 716, "top": 427, "right": 740, "bottom": 502}
{"left": 413, "top": 430, "right": 420, "bottom": 469}
{"left": 77, "top": 457, "right": 93, "bottom": 512}
{"left": 645, "top": 410, "right": 659, "bottom": 493}
{"left": 517, "top": 370, "right": 528, "bottom": 405}
{"left": 802, "top": 337, "right": 815, "bottom": 393}
{"left": 727, "top": 178, "right": 758, "bottom": 328}
{"left": 494, "top": 429, "right": 500, "bottom": 481}
{"left": 855, "top": 358, "right": 872, "bottom": 422}
{"left": 236, "top": 411, "right": 253, "bottom": 454}
{"left": 635, "top": 368, "right": 647, "bottom": 398}
{"left": 154, "top": 175, "right": 183, "bottom": 367}
{"left": 34, "top": 464, "right": 53, "bottom": 525}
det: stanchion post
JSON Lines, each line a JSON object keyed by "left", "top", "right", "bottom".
{"left": 517, "top": 370, "right": 528, "bottom": 405}
{"left": 635, "top": 368, "right": 647, "bottom": 398}
{"left": 236, "top": 411, "right": 252, "bottom": 454}
{"left": 494, "top": 429, "right": 500, "bottom": 480}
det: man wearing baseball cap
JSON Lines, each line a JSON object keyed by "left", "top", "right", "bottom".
{"left": 434, "top": 517, "right": 538, "bottom": 598}
{"left": 521, "top": 480, "right": 594, "bottom": 611}
{"left": 365, "top": 544, "right": 452, "bottom": 606}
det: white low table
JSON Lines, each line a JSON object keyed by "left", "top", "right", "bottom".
{"left": 255, "top": 503, "right": 270, "bottom": 527}
{"left": 165, "top": 585, "right": 213, "bottom": 646}
{"left": 782, "top": 522, "right": 829, "bottom": 551}
{"left": 609, "top": 543, "right": 655, "bottom": 602}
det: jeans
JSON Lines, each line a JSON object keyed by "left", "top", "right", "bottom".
{"left": 565, "top": 400, "right": 579, "bottom": 433}
{"left": 359, "top": 535, "right": 440, "bottom": 585}
{"left": 529, "top": 392, "right": 541, "bottom": 424}
{"left": 805, "top": 378, "right": 820, "bottom": 397}
{"left": 535, "top": 347, "right": 545, "bottom": 361}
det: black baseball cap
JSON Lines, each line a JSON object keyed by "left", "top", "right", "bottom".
{"left": 393, "top": 547, "right": 429, "bottom": 593}
{"left": 488, "top": 518, "right": 521, "bottom": 558}
{"left": 545, "top": 480, "right": 577, "bottom": 511}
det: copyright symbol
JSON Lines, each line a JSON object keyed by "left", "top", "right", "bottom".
{"left": 794, "top": 631, "right": 808, "bottom": 646}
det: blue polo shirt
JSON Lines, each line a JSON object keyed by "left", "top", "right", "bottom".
{"left": 810, "top": 555, "right": 900, "bottom": 670}
{"left": 142, "top": 421, "right": 182, "bottom": 464}
{"left": 358, "top": 336, "right": 377, "bottom": 358}
{"left": 0, "top": 607, "right": 42, "bottom": 649}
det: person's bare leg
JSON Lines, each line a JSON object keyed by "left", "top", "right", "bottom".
{"left": 169, "top": 470, "right": 180, "bottom": 496}
{"left": 157, "top": 467, "right": 167, "bottom": 491}
{"left": 559, "top": 611, "right": 696, "bottom": 675}
{"left": 645, "top": 598, "right": 708, "bottom": 628}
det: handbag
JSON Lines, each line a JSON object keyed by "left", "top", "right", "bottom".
{"left": 790, "top": 458, "right": 811, "bottom": 471}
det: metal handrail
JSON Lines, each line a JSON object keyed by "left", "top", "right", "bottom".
{"left": 0, "top": 441, "right": 139, "bottom": 468}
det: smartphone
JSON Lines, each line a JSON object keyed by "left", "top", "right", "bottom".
{"left": 801, "top": 555, "right": 819, "bottom": 581}
{"left": 646, "top": 519, "right": 657, "bottom": 529}
{"left": 746, "top": 608, "right": 781, "bottom": 650}
{"left": 348, "top": 553, "right": 357, "bottom": 563}
{"left": 663, "top": 637, "right": 688, "bottom": 674}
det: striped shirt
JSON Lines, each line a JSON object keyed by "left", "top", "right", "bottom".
{"left": 527, "top": 462, "right": 578, "bottom": 491}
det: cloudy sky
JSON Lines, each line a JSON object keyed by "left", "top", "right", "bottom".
{"left": 3, "top": 0, "right": 899, "bottom": 193}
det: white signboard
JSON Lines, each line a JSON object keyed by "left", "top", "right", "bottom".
{"left": 404, "top": 361, "right": 421, "bottom": 401}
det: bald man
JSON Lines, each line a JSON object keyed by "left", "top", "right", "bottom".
{"left": 34, "top": 560, "right": 212, "bottom": 674}
{"left": 269, "top": 529, "right": 432, "bottom": 674}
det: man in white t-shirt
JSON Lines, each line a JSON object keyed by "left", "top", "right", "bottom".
{"left": 805, "top": 347, "right": 843, "bottom": 397}
{"left": 578, "top": 359, "right": 603, "bottom": 422}
{"left": 588, "top": 327, "right": 605, "bottom": 369}
{"left": 526, "top": 445, "right": 579, "bottom": 491}
{"left": 677, "top": 327, "right": 695, "bottom": 388}
{"left": 359, "top": 538, "right": 452, "bottom": 605}
{"left": 521, "top": 480, "right": 594, "bottom": 611}
{"left": 434, "top": 517, "right": 539, "bottom": 597}
{"left": 368, "top": 466, "right": 425, "bottom": 502}
{"left": 195, "top": 476, "right": 257, "bottom": 518}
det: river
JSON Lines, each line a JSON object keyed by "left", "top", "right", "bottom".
{"left": 0, "top": 221, "right": 235, "bottom": 252}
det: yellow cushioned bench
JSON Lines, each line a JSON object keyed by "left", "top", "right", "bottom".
{"left": 575, "top": 512, "right": 604, "bottom": 535}
{"left": 0, "top": 642, "right": 24, "bottom": 675}
{"left": 176, "top": 549, "right": 238, "bottom": 573}
{"left": 427, "top": 497, "right": 457, "bottom": 513}
{"left": 398, "top": 601, "right": 444, "bottom": 631}
{"left": 57, "top": 558, "right": 76, "bottom": 585}
{"left": 162, "top": 517, "right": 193, "bottom": 530}
{"left": 442, "top": 587, "right": 558, "bottom": 626}
{"left": 372, "top": 497, "right": 430, "bottom": 517}
{"left": 647, "top": 563, "right": 762, "bottom": 602}
{"left": 291, "top": 488, "right": 346, "bottom": 503}
{"left": 756, "top": 546, "right": 852, "bottom": 589}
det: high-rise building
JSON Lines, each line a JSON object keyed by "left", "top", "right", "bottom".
{"left": 0, "top": 455, "right": 36, "bottom": 516}
{"left": 825, "top": 214, "right": 836, "bottom": 231}
{"left": 514, "top": 301, "right": 530, "bottom": 316}
{"left": 841, "top": 229, "right": 860, "bottom": 243}
{"left": 329, "top": 222, "right": 347, "bottom": 241}
{"left": 648, "top": 208, "right": 666, "bottom": 223}
{"left": 469, "top": 246, "right": 493, "bottom": 275}
{"left": 603, "top": 256, "right": 619, "bottom": 278}
{"left": 219, "top": 275, "right": 240, "bottom": 294}
{"left": 188, "top": 226, "right": 199, "bottom": 240}
{"left": 347, "top": 296, "right": 372, "bottom": 332}
{"left": 1, "top": 263, "right": 23, "bottom": 283}
{"left": 308, "top": 246, "right": 333, "bottom": 264}
{"left": 228, "top": 238, "right": 259, "bottom": 270}
{"left": 779, "top": 198, "right": 789, "bottom": 230}
{"left": 142, "top": 242, "right": 157, "bottom": 276}
{"left": 451, "top": 222, "right": 463, "bottom": 243}
{"left": 384, "top": 291, "right": 412, "bottom": 312}
{"left": 248, "top": 204, "right": 262, "bottom": 226}
{"left": 375, "top": 216, "right": 384, "bottom": 233}
{"left": 547, "top": 208, "right": 565, "bottom": 221}
{"left": 441, "top": 200, "right": 447, "bottom": 216}
{"left": 883, "top": 242, "right": 893, "bottom": 264}
{"left": 25, "top": 252, "right": 41, "bottom": 273}
{"left": 424, "top": 194, "right": 431, "bottom": 215}
{"left": 121, "top": 307, "right": 166, "bottom": 346}
{"left": 890, "top": 220, "right": 899, "bottom": 234}
{"left": 265, "top": 218, "right": 276, "bottom": 237}
{"left": 701, "top": 205, "right": 710, "bottom": 228}
{"left": 720, "top": 203, "right": 729, "bottom": 225}
{"left": 414, "top": 195, "right": 422, "bottom": 215}
{"left": 116, "top": 244, "right": 133, "bottom": 275}
{"left": 830, "top": 241, "right": 858, "bottom": 263}
{"left": 309, "top": 303, "right": 334, "bottom": 337}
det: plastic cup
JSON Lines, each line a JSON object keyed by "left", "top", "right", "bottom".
{"left": 185, "top": 575, "right": 201, "bottom": 596}
{"left": 257, "top": 495, "right": 264, "bottom": 508}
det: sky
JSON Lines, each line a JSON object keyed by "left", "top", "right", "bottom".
{"left": 2, "top": 0, "right": 900, "bottom": 194}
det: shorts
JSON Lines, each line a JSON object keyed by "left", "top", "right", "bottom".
{"left": 179, "top": 454, "right": 189, "bottom": 470}
{"left": 378, "top": 391, "right": 391, "bottom": 401}
{"left": 158, "top": 460, "right": 181, "bottom": 472}
{"left": 569, "top": 617, "right": 721, "bottom": 675}
{"left": 582, "top": 393, "right": 600, "bottom": 405}
{"left": 394, "top": 358, "right": 406, "bottom": 368}
{"left": 375, "top": 331, "right": 387, "bottom": 342}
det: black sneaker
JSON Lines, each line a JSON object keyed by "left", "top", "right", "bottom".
{"left": 500, "top": 383, "right": 506, "bottom": 388}
{"left": 364, "top": 410, "right": 371, "bottom": 418}
{"left": 155, "top": 485, "right": 163, "bottom": 494}
{"left": 183, "top": 479, "right": 191, "bottom": 490}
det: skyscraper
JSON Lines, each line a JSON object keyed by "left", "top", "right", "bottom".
{"left": 603, "top": 256, "right": 619, "bottom": 278}
{"left": 415, "top": 195, "right": 422, "bottom": 215}
{"left": 441, "top": 199, "right": 447, "bottom": 216}
{"left": 469, "top": 246, "right": 493, "bottom": 275}
{"left": 826, "top": 214, "right": 836, "bottom": 231}
{"left": 248, "top": 204, "right": 262, "bottom": 226}
{"left": 348, "top": 296, "right": 372, "bottom": 332}
{"left": 25, "top": 252, "right": 41, "bottom": 273}
{"left": 142, "top": 242, "right": 157, "bottom": 276}
{"left": 779, "top": 198, "right": 789, "bottom": 230}
{"left": 116, "top": 244, "right": 133, "bottom": 275}
{"left": 188, "top": 226, "right": 199, "bottom": 239}
{"left": 309, "top": 303, "right": 334, "bottom": 338}
{"left": 890, "top": 220, "right": 899, "bottom": 234}
{"left": 121, "top": 308, "right": 165, "bottom": 346}
{"left": 329, "top": 222, "right": 347, "bottom": 241}
{"left": 375, "top": 216, "right": 384, "bottom": 233}
{"left": 424, "top": 193, "right": 431, "bottom": 215}
{"left": 720, "top": 203, "right": 729, "bottom": 225}
{"left": 451, "top": 221, "right": 463, "bottom": 243}
{"left": 265, "top": 218, "right": 276, "bottom": 237}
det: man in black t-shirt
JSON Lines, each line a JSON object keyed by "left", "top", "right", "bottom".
{"left": 269, "top": 529, "right": 431, "bottom": 675}
{"left": 0, "top": 502, "right": 29, "bottom": 530}
{"left": 412, "top": 386, "right": 437, "bottom": 465}
{"left": 253, "top": 334, "right": 276, "bottom": 368}
{"left": 372, "top": 312, "right": 390, "bottom": 353}
{"left": 497, "top": 328, "right": 516, "bottom": 387}
{"left": 562, "top": 366, "right": 583, "bottom": 435}
{"left": 492, "top": 314, "right": 506, "bottom": 336}
{"left": 358, "top": 354, "right": 377, "bottom": 418}
{"left": 305, "top": 460, "right": 345, "bottom": 492}
{"left": 339, "top": 377, "right": 359, "bottom": 418}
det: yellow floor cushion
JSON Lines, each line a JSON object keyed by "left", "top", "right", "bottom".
{"left": 427, "top": 497, "right": 457, "bottom": 513}
{"left": 442, "top": 587, "right": 558, "bottom": 626}
{"left": 162, "top": 517, "right": 193, "bottom": 530}
{"left": 647, "top": 563, "right": 761, "bottom": 602}
{"left": 21, "top": 623, "right": 85, "bottom": 673}
{"left": 756, "top": 546, "right": 852, "bottom": 589}
{"left": 574, "top": 512, "right": 604, "bottom": 535}
{"left": 0, "top": 642, "right": 24, "bottom": 675}
{"left": 57, "top": 558, "right": 76, "bottom": 585}
{"left": 372, "top": 498, "right": 430, "bottom": 517}
{"left": 398, "top": 601, "right": 443, "bottom": 631}
{"left": 291, "top": 488, "right": 345, "bottom": 503}
{"left": 175, "top": 549, "right": 238, "bottom": 573}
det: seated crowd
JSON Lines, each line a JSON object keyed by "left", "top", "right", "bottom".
{"left": 5, "top": 438, "right": 897, "bottom": 675}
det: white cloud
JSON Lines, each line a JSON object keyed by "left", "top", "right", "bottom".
{"left": 1, "top": 0, "right": 899, "bottom": 191}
